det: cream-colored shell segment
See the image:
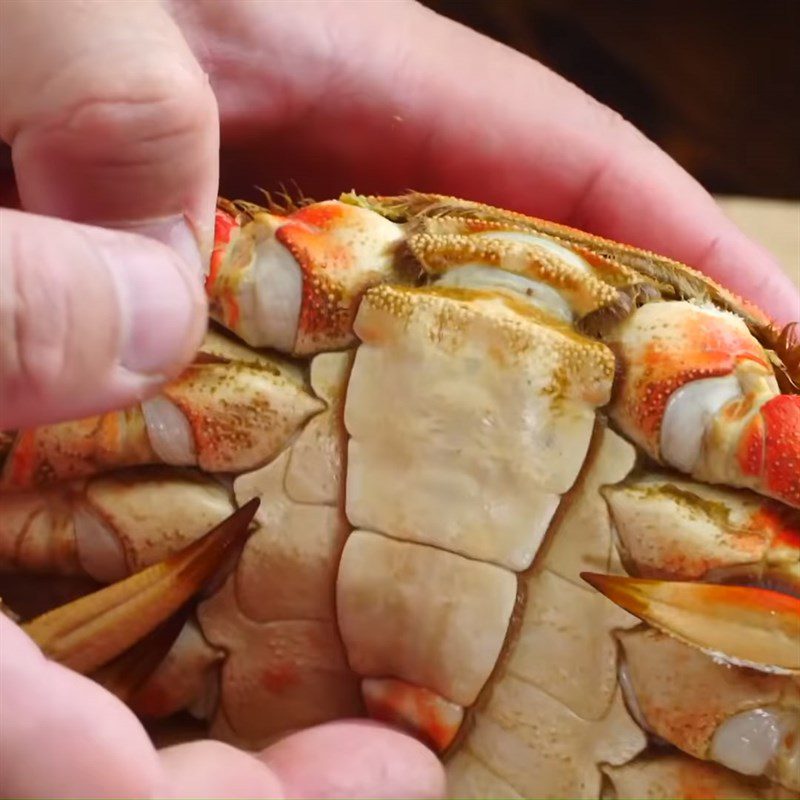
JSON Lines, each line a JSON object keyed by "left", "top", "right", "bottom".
{"left": 232, "top": 449, "right": 348, "bottom": 622}
{"left": 336, "top": 530, "right": 517, "bottom": 707}
{"left": 284, "top": 352, "right": 352, "bottom": 504}
{"left": 408, "top": 231, "right": 619, "bottom": 319}
{"left": 344, "top": 285, "right": 614, "bottom": 571}
{"left": 449, "top": 681, "right": 646, "bottom": 799}
{"left": 199, "top": 579, "right": 362, "bottom": 749}
{"left": 506, "top": 569, "right": 637, "bottom": 721}
{"left": 542, "top": 425, "right": 637, "bottom": 586}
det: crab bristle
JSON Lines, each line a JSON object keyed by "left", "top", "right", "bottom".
{"left": 581, "top": 572, "right": 800, "bottom": 673}
{"left": 255, "top": 181, "right": 315, "bottom": 216}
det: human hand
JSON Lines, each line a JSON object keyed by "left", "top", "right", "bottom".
{"left": 0, "top": 2, "right": 443, "bottom": 798}
{"left": 0, "top": 615, "right": 445, "bottom": 799}
{"left": 2, "top": 0, "right": 796, "bottom": 424}
{"left": 0, "top": 2, "right": 796, "bottom": 798}
{"left": 167, "top": 0, "right": 798, "bottom": 325}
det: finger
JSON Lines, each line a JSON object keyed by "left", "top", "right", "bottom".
{"left": 259, "top": 720, "right": 446, "bottom": 799}
{"left": 0, "top": 614, "right": 161, "bottom": 799}
{"left": 0, "top": 0, "right": 219, "bottom": 267}
{"left": 172, "top": 0, "right": 798, "bottom": 323}
{"left": 159, "top": 741, "right": 285, "bottom": 799}
{"left": 0, "top": 209, "right": 206, "bottom": 429}
{"left": 1, "top": 615, "right": 280, "bottom": 799}
{"left": 2, "top": 609, "right": 445, "bottom": 800}
{"left": 156, "top": 719, "right": 446, "bottom": 800}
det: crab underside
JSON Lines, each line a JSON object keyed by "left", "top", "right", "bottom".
{"left": 1, "top": 192, "right": 799, "bottom": 799}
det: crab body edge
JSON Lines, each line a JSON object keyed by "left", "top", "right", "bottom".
{"left": 1, "top": 192, "right": 799, "bottom": 800}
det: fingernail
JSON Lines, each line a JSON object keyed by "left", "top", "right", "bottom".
{"left": 102, "top": 235, "right": 206, "bottom": 376}
{"left": 123, "top": 215, "right": 207, "bottom": 278}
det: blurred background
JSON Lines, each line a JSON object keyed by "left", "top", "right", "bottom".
{"left": 423, "top": 0, "right": 799, "bottom": 200}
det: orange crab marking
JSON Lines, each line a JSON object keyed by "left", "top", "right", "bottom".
{"left": 5, "top": 429, "right": 37, "bottom": 488}
{"left": 290, "top": 202, "right": 346, "bottom": 231}
{"left": 208, "top": 207, "right": 239, "bottom": 292}
{"left": 737, "top": 412, "right": 765, "bottom": 477}
{"left": 761, "top": 394, "right": 800, "bottom": 507}
{"left": 261, "top": 662, "right": 301, "bottom": 693}
{"left": 97, "top": 411, "right": 123, "bottom": 456}
{"left": 276, "top": 207, "right": 355, "bottom": 342}
{"left": 773, "top": 524, "right": 800, "bottom": 552}
{"left": 748, "top": 503, "right": 800, "bottom": 552}
{"left": 224, "top": 294, "right": 241, "bottom": 331}
{"left": 692, "top": 582, "right": 800, "bottom": 616}
{"left": 363, "top": 678, "right": 463, "bottom": 753}
{"left": 583, "top": 573, "right": 800, "bottom": 672}
{"left": 132, "top": 682, "right": 172, "bottom": 718}
{"left": 624, "top": 311, "right": 769, "bottom": 446}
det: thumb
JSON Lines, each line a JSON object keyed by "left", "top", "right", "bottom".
{"left": 0, "top": 208, "right": 206, "bottom": 429}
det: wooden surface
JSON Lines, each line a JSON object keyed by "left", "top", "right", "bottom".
{"left": 715, "top": 196, "right": 800, "bottom": 290}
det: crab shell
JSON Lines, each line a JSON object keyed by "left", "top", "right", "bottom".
{"left": 1, "top": 193, "right": 799, "bottom": 799}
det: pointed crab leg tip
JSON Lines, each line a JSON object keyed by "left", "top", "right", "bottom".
{"left": 240, "top": 496, "right": 261, "bottom": 518}
{"left": 23, "top": 500, "right": 261, "bottom": 676}
{"left": 198, "top": 495, "right": 260, "bottom": 551}
{"left": 580, "top": 571, "right": 611, "bottom": 590}
{"left": 91, "top": 606, "right": 191, "bottom": 704}
{"left": 580, "top": 572, "right": 651, "bottom": 617}
{"left": 583, "top": 573, "right": 800, "bottom": 673}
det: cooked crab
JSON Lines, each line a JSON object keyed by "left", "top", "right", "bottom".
{"left": 1, "top": 192, "right": 798, "bottom": 799}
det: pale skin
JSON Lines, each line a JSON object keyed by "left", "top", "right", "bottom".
{"left": 0, "top": 1, "right": 797, "bottom": 798}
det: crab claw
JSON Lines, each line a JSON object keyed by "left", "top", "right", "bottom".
{"left": 23, "top": 498, "right": 259, "bottom": 676}
{"left": 581, "top": 572, "right": 800, "bottom": 674}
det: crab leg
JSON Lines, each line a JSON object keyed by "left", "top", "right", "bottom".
{"left": 603, "top": 753, "right": 790, "bottom": 800}
{"left": 1, "top": 332, "right": 323, "bottom": 491}
{"left": 604, "top": 301, "right": 799, "bottom": 508}
{"left": 23, "top": 499, "right": 258, "bottom": 676}
{"left": 91, "top": 607, "right": 192, "bottom": 703}
{"left": 614, "top": 628, "right": 800, "bottom": 791}
{"left": 602, "top": 473, "right": 800, "bottom": 592}
{"left": 0, "top": 470, "right": 236, "bottom": 581}
{"left": 208, "top": 198, "right": 408, "bottom": 354}
{"left": 591, "top": 475, "right": 800, "bottom": 790}
{"left": 582, "top": 573, "right": 800, "bottom": 673}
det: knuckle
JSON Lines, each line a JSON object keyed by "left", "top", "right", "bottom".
{"left": 61, "top": 64, "right": 215, "bottom": 162}
{"left": 0, "top": 216, "right": 69, "bottom": 402}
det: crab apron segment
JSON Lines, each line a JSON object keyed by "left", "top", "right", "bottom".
{"left": 343, "top": 284, "right": 614, "bottom": 571}
{"left": 2, "top": 191, "right": 799, "bottom": 799}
